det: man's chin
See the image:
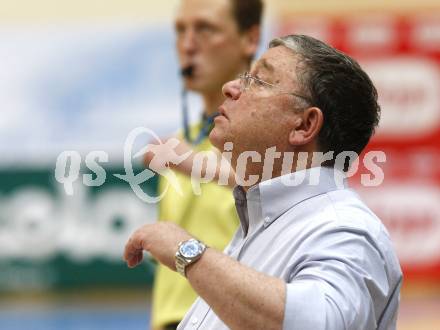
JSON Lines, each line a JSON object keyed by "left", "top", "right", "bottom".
{"left": 208, "top": 129, "right": 225, "bottom": 150}
{"left": 184, "top": 79, "right": 208, "bottom": 93}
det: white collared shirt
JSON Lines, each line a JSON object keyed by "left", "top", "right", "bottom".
{"left": 178, "top": 167, "right": 402, "bottom": 330}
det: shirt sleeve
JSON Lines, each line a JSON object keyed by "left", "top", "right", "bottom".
{"left": 284, "top": 280, "right": 327, "bottom": 329}
{"left": 283, "top": 227, "right": 392, "bottom": 330}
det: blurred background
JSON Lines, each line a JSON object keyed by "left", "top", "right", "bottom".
{"left": 1, "top": 0, "right": 440, "bottom": 329}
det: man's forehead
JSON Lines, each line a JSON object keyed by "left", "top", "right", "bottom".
{"left": 175, "top": 0, "right": 233, "bottom": 22}
{"left": 252, "top": 46, "right": 296, "bottom": 74}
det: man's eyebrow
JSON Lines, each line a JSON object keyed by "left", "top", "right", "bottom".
{"left": 260, "top": 58, "right": 275, "bottom": 72}
{"left": 251, "top": 58, "right": 275, "bottom": 74}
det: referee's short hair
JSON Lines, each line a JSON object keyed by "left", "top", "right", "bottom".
{"left": 231, "top": 0, "right": 264, "bottom": 32}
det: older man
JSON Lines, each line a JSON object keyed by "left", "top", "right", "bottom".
{"left": 126, "top": 35, "right": 402, "bottom": 330}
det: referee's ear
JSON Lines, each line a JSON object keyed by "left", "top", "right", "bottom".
{"left": 240, "top": 24, "right": 261, "bottom": 63}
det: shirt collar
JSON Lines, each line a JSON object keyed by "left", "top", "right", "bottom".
{"left": 234, "top": 166, "right": 348, "bottom": 230}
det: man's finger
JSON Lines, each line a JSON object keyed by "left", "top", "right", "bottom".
{"left": 127, "top": 251, "right": 144, "bottom": 268}
{"left": 123, "top": 234, "right": 144, "bottom": 261}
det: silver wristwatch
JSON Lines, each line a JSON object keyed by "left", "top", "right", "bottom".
{"left": 175, "top": 238, "right": 207, "bottom": 277}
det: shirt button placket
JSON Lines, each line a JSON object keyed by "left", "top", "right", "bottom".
{"left": 190, "top": 316, "right": 198, "bottom": 328}
{"left": 264, "top": 216, "right": 271, "bottom": 226}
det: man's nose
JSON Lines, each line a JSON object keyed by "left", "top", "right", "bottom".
{"left": 180, "top": 29, "right": 197, "bottom": 54}
{"left": 222, "top": 79, "right": 242, "bottom": 100}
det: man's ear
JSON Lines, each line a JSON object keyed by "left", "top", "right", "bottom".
{"left": 288, "top": 107, "right": 323, "bottom": 146}
{"left": 241, "top": 25, "right": 261, "bottom": 60}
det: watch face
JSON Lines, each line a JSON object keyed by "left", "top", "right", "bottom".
{"left": 180, "top": 240, "right": 202, "bottom": 258}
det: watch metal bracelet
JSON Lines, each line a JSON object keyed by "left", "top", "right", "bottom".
{"left": 175, "top": 254, "right": 188, "bottom": 276}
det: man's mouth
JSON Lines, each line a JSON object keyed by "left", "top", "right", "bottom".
{"left": 181, "top": 62, "right": 199, "bottom": 78}
{"left": 218, "top": 105, "right": 229, "bottom": 120}
{"left": 181, "top": 65, "right": 194, "bottom": 78}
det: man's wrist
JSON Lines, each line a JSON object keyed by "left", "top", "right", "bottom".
{"left": 184, "top": 246, "right": 209, "bottom": 274}
{"left": 175, "top": 238, "right": 207, "bottom": 277}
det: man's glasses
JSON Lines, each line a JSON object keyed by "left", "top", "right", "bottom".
{"left": 237, "top": 72, "right": 312, "bottom": 104}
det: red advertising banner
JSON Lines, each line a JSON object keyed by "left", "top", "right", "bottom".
{"left": 277, "top": 14, "right": 440, "bottom": 281}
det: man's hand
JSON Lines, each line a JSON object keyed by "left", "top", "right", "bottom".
{"left": 142, "top": 136, "right": 194, "bottom": 175}
{"left": 123, "top": 222, "right": 193, "bottom": 269}
{"left": 124, "top": 223, "right": 286, "bottom": 330}
{"left": 142, "top": 136, "right": 236, "bottom": 188}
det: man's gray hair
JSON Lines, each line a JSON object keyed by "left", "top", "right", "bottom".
{"left": 268, "top": 34, "right": 380, "bottom": 166}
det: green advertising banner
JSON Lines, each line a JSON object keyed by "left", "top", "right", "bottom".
{"left": 0, "top": 166, "right": 158, "bottom": 292}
